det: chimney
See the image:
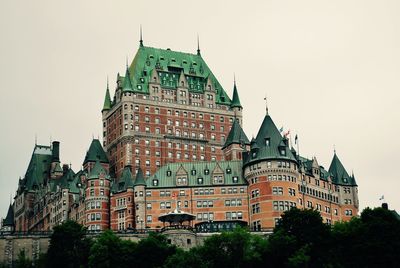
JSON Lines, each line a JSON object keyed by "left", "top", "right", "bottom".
{"left": 382, "top": 203, "right": 389, "bottom": 210}
{"left": 52, "top": 141, "right": 60, "bottom": 162}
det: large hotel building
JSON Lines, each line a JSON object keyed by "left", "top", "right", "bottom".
{"left": 2, "top": 39, "right": 359, "bottom": 233}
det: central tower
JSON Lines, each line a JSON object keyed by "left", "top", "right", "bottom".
{"left": 101, "top": 39, "right": 243, "bottom": 179}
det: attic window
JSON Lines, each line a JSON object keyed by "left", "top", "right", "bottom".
{"left": 166, "top": 170, "right": 172, "bottom": 177}
{"left": 152, "top": 179, "right": 159, "bottom": 186}
{"left": 149, "top": 55, "right": 154, "bottom": 59}
{"left": 171, "top": 58, "right": 176, "bottom": 62}
{"left": 232, "top": 176, "right": 239, "bottom": 183}
{"left": 343, "top": 178, "right": 348, "bottom": 183}
{"left": 182, "top": 60, "right": 187, "bottom": 64}
{"left": 204, "top": 169, "right": 210, "bottom": 175}
{"left": 280, "top": 149, "right": 286, "bottom": 156}
{"left": 191, "top": 170, "right": 196, "bottom": 176}
{"left": 160, "top": 57, "right": 165, "bottom": 60}
{"left": 137, "top": 85, "right": 142, "bottom": 90}
{"left": 197, "top": 177, "right": 203, "bottom": 184}
{"left": 252, "top": 151, "right": 257, "bottom": 158}
{"left": 193, "top": 62, "right": 197, "bottom": 65}
{"left": 226, "top": 168, "right": 231, "bottom": 174}
{"left": 140, "top": 78, "right": 145, "bottom": 83}
{"left": 265, "top": 138, "right": 270, "bottom": 146}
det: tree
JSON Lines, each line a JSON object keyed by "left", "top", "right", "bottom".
{"left": 89, "top": 230, "right": 137, "bottom": 268}
{"left": 267, "top": 208, "right": 331, "bottom": 267}
{"left": 46, "top": 221, "right": 92, "bottom": 268}
{"left": 16, "top": 249, "right": 31, "bottom": 268}
{"left": 332, "top": 207, "right": 400, "bottom": 267}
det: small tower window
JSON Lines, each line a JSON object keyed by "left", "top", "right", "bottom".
{"left": 265, "top": 138, "right": 270, "bottom": 146}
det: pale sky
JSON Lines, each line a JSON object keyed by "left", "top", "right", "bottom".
{"left": 0, "top": 0, "right": 399, "bottom": 218}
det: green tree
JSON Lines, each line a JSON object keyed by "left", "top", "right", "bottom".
{"left": 332, "top": 207, "right": 400, "bottom": 267}
{"left": 46, "top": 220, "right": 92, "bottom": 268}
{"left": 131, "top": 232, "right": 177, "bottom": 268}
{"left": 267, "top": 208, "right": 331, "bottom": 267}
{"left": 89, "top": 230, "right": 137, "bottom": 268}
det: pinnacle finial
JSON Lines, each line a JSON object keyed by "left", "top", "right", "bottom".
{"left": 140, "top": 25, "right": 143, "bottom": 47}
{"left": 126, "top": 56, "right": 129, "bottom": 69}
{"left": 234, "top": 73, "right": 236, "bottom": 86}
{"left": 197, "top": 34, "right": 201, "bottom": 55}
{"left": 107, "top": 76, "right": 109, "bottom": 89}
{"left": 264, "top": 95, "right": 269, "bottom": 115}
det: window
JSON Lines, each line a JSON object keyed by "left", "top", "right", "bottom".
{"left": 272, "top": 187, "right": 283, "bottom": 195}
{"left": 152, "top": 179, "right": 159, "bottom": 186}
{"left": 146, "top": 203, "right": 152, "bottom": 210}
{"left": 146, "top": 215, "right": 152, "bottom": 222}
{"left": 252, "top": 203, "right": 260, "bottom": 214}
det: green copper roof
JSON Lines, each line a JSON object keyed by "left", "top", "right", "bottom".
{"left": 230, "top": 82, "right": 242, "bottom": 108}
{"left": 113, "top": 166, "right": 134, "bottom": 193}
{"left": 89, "top": 160, "right": 107, "bottom": 179}
{"left": 147, "top": 160, "right": 245, "bottom": 188}
{"left": 102, "top": 83, "right": 112, "bottom": 111}
{"left": 134, "top": 167, "right": 146, "bottom": 186}
{"left": 22, "top": 145, "right": 53, "bottom": 192}
{"left": 222, "top": 119, "right": 249, "bottom": 149}
{"left": 120, "top": 45, "right": 231, "bottom": 105}
{"left": 122, "top": 68, "right": 133, "bottom": 92}
{"left": 3, "top": 204, "right": 14, "bottom": 227}
{"left": 328, "top": 153, "right": 357, "bottom": 186}
{"left": 243, "top": 115, "right": 297, "bottom": 165}
{"left": 83, "top": 139, "right": 109, "bottom": 165}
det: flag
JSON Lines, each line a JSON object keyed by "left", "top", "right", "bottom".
{"left": 295, "top": 134, "right": 298, "bottom": 144}
{"left": 379, "top": 195, "right": 384, "bottom": 200}
{"left": 279, "top": 127, "right": 284, "bottom": 133}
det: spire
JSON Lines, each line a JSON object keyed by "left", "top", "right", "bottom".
{"left": 264, "top": 95, "right": 269, "bottom": 115}
{"left": 102, "top": 78, "right": 112, "bottom": 111}
{"left": 122, "top": 67, "right": 133, "bottom": 92}
{"left": 230, "top": 77, "right": 242, "bottom": 108}
{"left": 134, "top": 167, "right": 146, "bottom": 186}
{"left": 222, "top": 118, "right": 249, "bottom": 149}
{"left": 197, "top": 34, "right": 201, "bottom": 55}
{"left": 3, "top": 204, "right": 14, "bottom": 227}
{"left": 139, "top": 25, "right": 143, "bottom": 47}
{"left": 328, "top": 152, "right": 354, "bottom": 186}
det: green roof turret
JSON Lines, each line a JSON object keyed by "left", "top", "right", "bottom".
{"left": 83, "top": 139, "right": 109, "bottom": 165}
{"left": 222, "top": 118, "right": 249, "bottom": 149}
{"left": 102, "top": 79, "right": 112, "bottom": 111}
{"left": 134, "top": 167, "right": 146, "bottom": 186}
{"left": 3, "top": 204, "right": 14, "bottom": 227}
{"left": 122, "top": 68, "right": 133, "bottom": 92}
{"left": 230, "top": 80, "right": 242, "bottom": 108}
{"left": 89, "top": 160, "right": 107, "bottom": 179}
{"left": 328, "top": 152, "right": 356, "bottom": 186}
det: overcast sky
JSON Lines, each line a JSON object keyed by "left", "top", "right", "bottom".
{"left": 0, "top": 0, "right": 399, "bottom": 218}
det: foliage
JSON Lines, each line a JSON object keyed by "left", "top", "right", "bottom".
{"left": 16, "top": 249, "right": 31, "bottom": 268}
{"left": 46, "top": 220, "right": 92, "bottom": 268}
{"left": 40, "top": 207, "right": 400, "bottom": 268}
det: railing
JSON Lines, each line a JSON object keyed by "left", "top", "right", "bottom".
{"left": 160, "top": 225, "right": 193, "bottom": 232}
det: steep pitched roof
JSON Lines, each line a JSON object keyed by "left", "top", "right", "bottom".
{"left": 22, "top": 145, "right": 53, "bottom": 192}
{"left": 120, "top": 45, "right": 231, "bottom": 105}
{"left": 102, "top": 84, "right": 112, "bottom": 111}
{"left": 134, "top": 167, "right": 146, "bottom": 186}
{"left": 243, "top": 114, "right": 297, "bottom": 165}
{"left": 222, "top": 119, "right": 249, "bottom": 149}
{"left": 83, "top": 139, "right": 109, "bottom": 165}
{"left": 3, "top": 204, "right": 14, "bottom": 227}
{"left": 147, "top": 160, "right": 245, "bottom": 188}
{"left": 89, "top": 160, "right": 107, "bottom": 179}
{"left": 230, "top": 82, "right": 242, "bottom": 108}
{"left": 328, "top": 152, "right": 356, "bottom": 186}
{"left": 113, "top": 166, "right": 134, "bottom": 193}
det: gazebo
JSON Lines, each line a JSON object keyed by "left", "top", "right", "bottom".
{"left": 158, "top": 209, "right": 196, "bottom": 232}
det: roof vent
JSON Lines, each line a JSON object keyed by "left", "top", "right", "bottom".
{"left": 166, "top": 48, "right": 171, "bottom": 50}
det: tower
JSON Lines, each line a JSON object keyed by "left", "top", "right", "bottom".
{"left": 222, "top": 118, "right": 250, "bottom": 161}
{"left": 133, "top": 167, "right": 146, "bottom": 229}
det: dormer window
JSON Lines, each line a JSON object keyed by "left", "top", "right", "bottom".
{"left": 213, "top": 175, "right": 224, "bottom": 184}
{"left": 252, "top": 151, "right": 257, "bottom": 158}
{"left": 280, "top": 149, "right": 286, "bottom": 156}
{"left": 166, "top": 170, "right": 172, "bottom": 177}
{"left": 204, "top": 169, "right": 210, "bottom": 175}
{"left": 177, "top": 177, "right": 187, "bottom": 186}
{"left": 191, "top": 170, "right": 196, "bottom": 176}
{"left": 265, "top": 138, "right": 270, "bottom": 146}
{"left": 197, "top": 177, "right": 203, "bottom": 184}
{"left": 226, "top": 168, "right": 231, "bottom": 174}
{"left": 152, "top": 179, "right": 159, "bottom": 186}
{"left": 232, "top": 176, "right": 239, "bottom": 183}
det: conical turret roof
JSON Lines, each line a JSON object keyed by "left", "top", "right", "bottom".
{"left": 134, "top": 167, "right": 146, "bottom": 186}
{"left": 230, "top": 82, "right": 242, "bottom": 108}
{"left": 328, "top": 152, "right": 356, "bottom": 186}
{"left": 222, "top": 119, "right": 249, "bottom": 149}
{"left": 3, "top": 204, "right": 14, "bottom": 227}
{"left": 102, "top": 83, "right": 112, "bottom": 111}
{"left": 83, "top": 139, "right": 109, "bottom": 165}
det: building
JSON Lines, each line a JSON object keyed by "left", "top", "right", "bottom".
{"left": 3, "top": 39, "right": 359, "bottom": 233}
